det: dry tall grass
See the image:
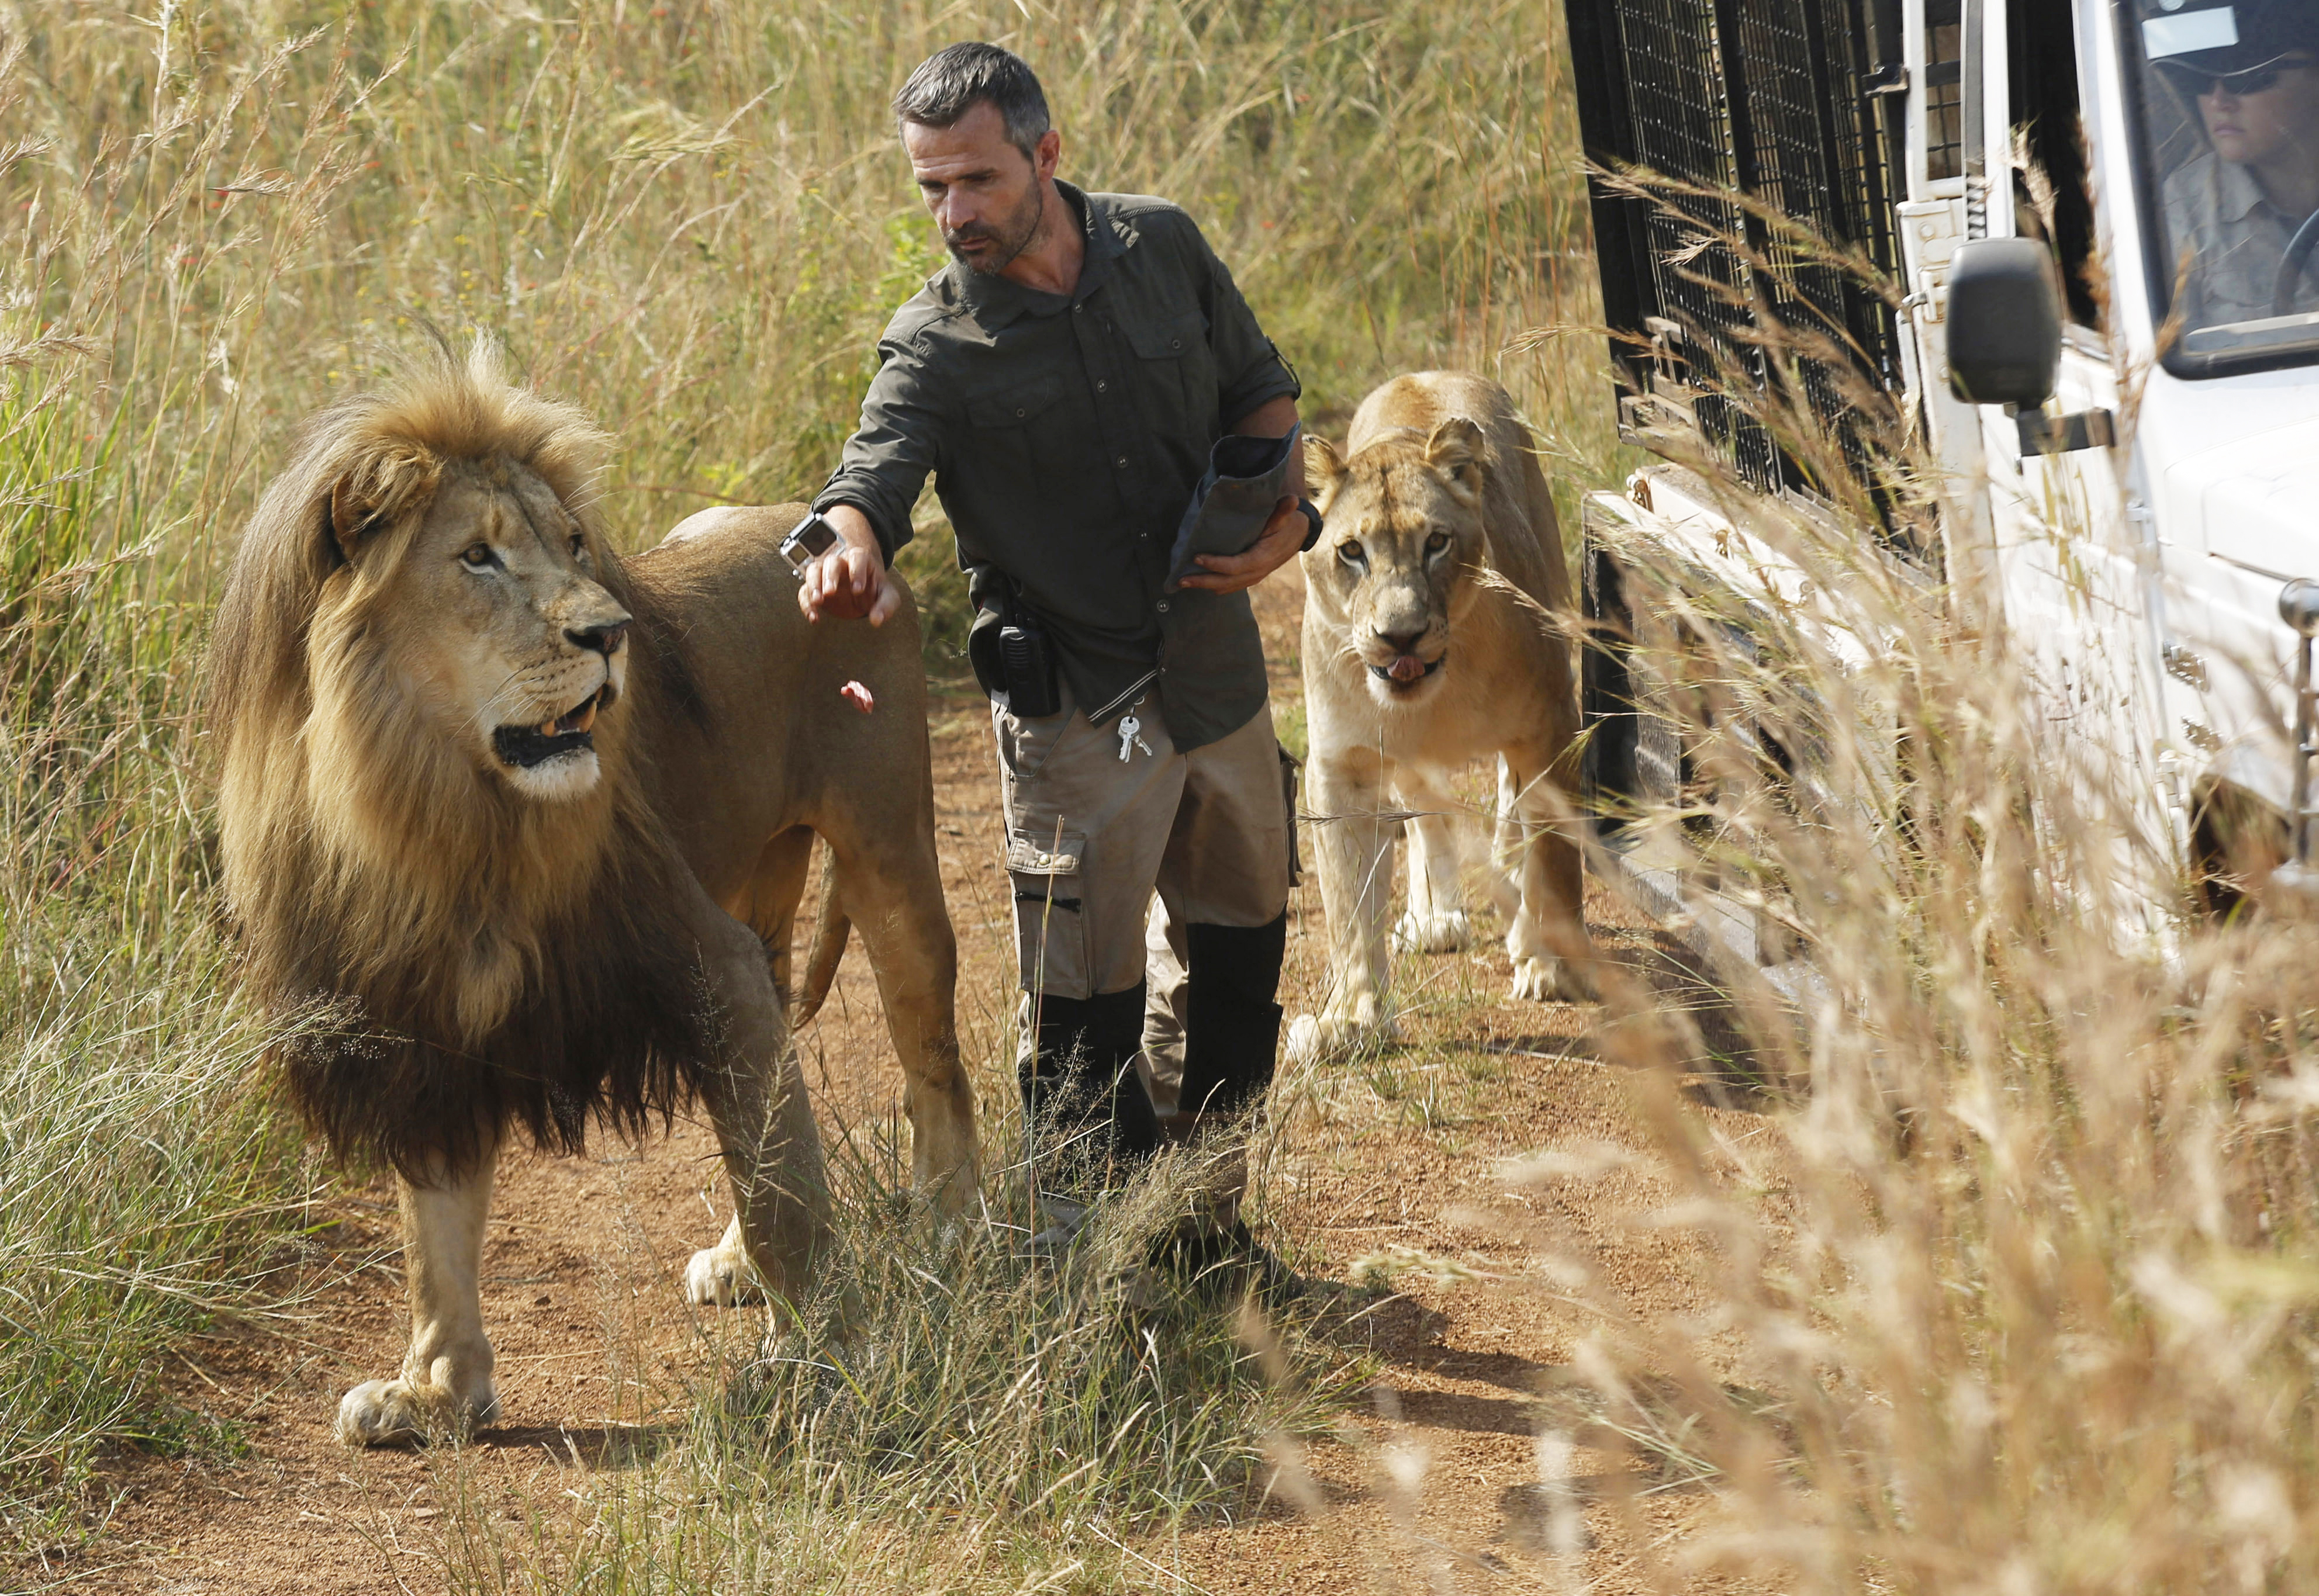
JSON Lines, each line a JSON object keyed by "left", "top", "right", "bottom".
{"left": 0, "top": 0, "right": 1601, "bottom": 1566}
{"left": 1446, "top": 193, "right": 2319, "bottom": 1588}
{"left": 22, "top": 0, "right": 2298, "bottom": 1588}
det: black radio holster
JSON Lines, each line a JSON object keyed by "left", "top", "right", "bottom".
{"left": 968, "top": 566, "right": 1062, "bottom": 719}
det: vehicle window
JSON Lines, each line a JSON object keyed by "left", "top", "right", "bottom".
{"left": 1928, "top": 0, "right": 1967, "bottom": 180}
{"left": 2011, "top": 0, "right": 2104, "bottom": 328}
{"left": 2127, "top": 0, "right": 2319, "bottom": 371}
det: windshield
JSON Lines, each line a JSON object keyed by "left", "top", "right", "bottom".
{"left": 2127, "top": 0, "right": 2319, "bottom": 372}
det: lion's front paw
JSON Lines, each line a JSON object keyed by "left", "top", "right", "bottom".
{"left": 1286, "top": 998, "right": 1399, "bottom": 1065}
{"left": 1394, "top": 908, "right": 1473, "bottom": 954}
{"left": 685, "top": 1244, "right": 763, "bottom": 1307}
{"left": 334, "top": 1377, "right": 495, "bottom": 1449}
{"left": 1510, "top": 955, "right": 1591, "bottom": 1004}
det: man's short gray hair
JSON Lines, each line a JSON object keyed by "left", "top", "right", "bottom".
{"left": 892, "top": 43, "right": 1051, "bottom": 164}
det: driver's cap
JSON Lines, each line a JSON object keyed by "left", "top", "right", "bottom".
{"left": 2144, "top": 0, "right": 2319, "bottom": 77}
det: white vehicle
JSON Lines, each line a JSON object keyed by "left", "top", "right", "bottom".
{"left": 1561, "top": 0, "right": 2319, "bottom": 920}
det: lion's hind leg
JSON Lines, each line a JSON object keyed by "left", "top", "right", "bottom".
{"left": 337, "top": 1152, "right": 500, "bottom": 1446}
{"left": 821, "top": 828, "right": 980, "bottom": 1221}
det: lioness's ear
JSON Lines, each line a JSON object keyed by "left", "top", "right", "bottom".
{"left": 1305, "top": 434, "right": 1349, "bottom": 514}
{"left": 1423, "top": 417, "right": 1487, "bottom": 506}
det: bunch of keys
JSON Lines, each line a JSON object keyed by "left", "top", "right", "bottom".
{"left": 1115, "top": 712, "right": 1154, "bottom": 763}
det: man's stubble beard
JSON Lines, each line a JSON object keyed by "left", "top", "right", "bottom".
{"left": 945, "top": 178, "right": 1048, "bottom": 276}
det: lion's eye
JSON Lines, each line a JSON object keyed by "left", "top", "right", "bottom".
{"left": 1336, "top": 540, "right": 1366, "bottom": 569}
{"left": 459, "top": 542, "right": 497, "bottom": 571}
{"left": 569, "top": 533, "right": 587, "bottom": 560}
{"left": 1425, "top": 531, "right": 1451, "bottom": 555}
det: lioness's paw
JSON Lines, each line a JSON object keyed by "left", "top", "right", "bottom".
{"left": 1394, "top": 908, "right": 1473, "bottom": 955}
{"left": 1510, "top": 955, "right": 1591, "bottom": 1004}
{"left": 685, "top": 1245, "right": 763, "bottom": 1307}
{"left": 334, "top": 1378, "right": 495, "bottom": 1449}
{"left": 1285, "top": 1005, "right": 1399, "bottom": 1065}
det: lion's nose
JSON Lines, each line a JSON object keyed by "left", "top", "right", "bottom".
{"left": 1373, "top": 626, "right": 1426, "bottom": 656}
{"left": 568, "top": 619, "right": 628, "bottom": 655}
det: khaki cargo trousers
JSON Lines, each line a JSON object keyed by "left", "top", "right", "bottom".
{"left": 995, "top": 685, "right": 1294, "bottom": 1188}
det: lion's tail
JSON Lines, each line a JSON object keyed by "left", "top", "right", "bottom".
{"left": 788, "top": 843, "right": 849, "bottom": 1028}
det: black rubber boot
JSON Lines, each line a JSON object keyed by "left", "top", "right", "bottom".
{"left": 1019, "top": 981, "right": 1163, "bottom": 1189}
{"left": 1174, "top": 913, "right": 1288, "bottom": 1119}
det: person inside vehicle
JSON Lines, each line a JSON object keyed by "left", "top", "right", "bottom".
{"left": 2153, "top": 0, "right": 2319, "bottom": 324}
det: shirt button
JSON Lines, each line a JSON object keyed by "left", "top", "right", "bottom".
{"left": 1015, "top": 407, "right": 1027, "bottom": 418}
{"left": 1097, "top": 380, "right": 1107, "bottom": 392}
{"left": 1115, "top": 455, "right": 1128, "bottom": 468}
{"left": 1170, "top": 338, "right": 1183, "bottom": 351}
{"left": 1157, "top": 601, "right": 1170, "bottom": 613}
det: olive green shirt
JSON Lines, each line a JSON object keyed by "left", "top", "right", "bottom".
{"left": 815, "top": 182, "right": 1300, "bottom": 750}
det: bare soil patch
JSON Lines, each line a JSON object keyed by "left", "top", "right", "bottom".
{"left": 48, "top": 566, "right": 1768, "bottom": 1595}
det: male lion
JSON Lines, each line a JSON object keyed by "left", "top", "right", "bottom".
{"left": 1288, "top": 371, "right": 1591, "bottom": 1060}
{"left": 208, "top": 344, "right": 975, "bottom": 1446}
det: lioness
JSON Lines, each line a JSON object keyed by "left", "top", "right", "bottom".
{"left": 1288, "top": 371, "right": 1591, "bottom": 1059}
{"left": 208, "top": 344, "right": 974, "bottom": 1446}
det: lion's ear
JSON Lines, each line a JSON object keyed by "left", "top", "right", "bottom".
{"left": 327, "top": 476, "right": 376, "bottom": 563}
{"left": 1423, "top": 417, "right": 1487, "bottom": 506}
{"left": 326, "top": 446, "right": 433, "bottom": 562}
{"left": 1304, "top": 434, "right": 1349, "bottom": 514}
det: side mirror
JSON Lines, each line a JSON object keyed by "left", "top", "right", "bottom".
{"left": 1945, "top": 238, "right": 2063, "bottom": 407}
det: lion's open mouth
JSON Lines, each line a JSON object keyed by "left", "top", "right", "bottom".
{"left": 1369, "top": 651, "right": 1447, "bottom": 690}
{"left": 492, "top": 688, "right": 607, "bottom": 768}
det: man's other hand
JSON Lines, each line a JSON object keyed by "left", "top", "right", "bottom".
{"left": 1178, "top": 495, "right": 1305, "bottom": 596}
{"left": 798, "top": 507, "right": 901, "bottom": 625}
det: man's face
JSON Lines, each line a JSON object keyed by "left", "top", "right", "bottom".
{"left": 903, "top": 101, "right": 1059, "bottom": 275}
{"left": 2200, "top": 56, "right": 2319, "bottom": 169}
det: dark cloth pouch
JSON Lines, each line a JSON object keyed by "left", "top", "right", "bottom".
{"left": 1163, "top": 423, "right": 1301, "bottom": 593}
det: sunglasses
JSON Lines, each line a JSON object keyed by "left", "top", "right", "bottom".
{"left": 2158, "top": 56, "right": 2317, "bottom": 96}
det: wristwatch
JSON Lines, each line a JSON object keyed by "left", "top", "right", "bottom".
{"left": 1295, "top": 496, "right": 1325, "bottom": 552}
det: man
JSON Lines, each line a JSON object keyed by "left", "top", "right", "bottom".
{"left": 797, "top": 43, "right": 1313, "bottom": 1254}
{"left": 2152, "top": 0, "right": 2319, "bottom": 326}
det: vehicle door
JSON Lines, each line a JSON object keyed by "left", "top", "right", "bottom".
{"left": 1976, "top": 0, "right": 2173, "bottom": 856}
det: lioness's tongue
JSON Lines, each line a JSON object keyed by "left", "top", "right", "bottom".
{"left": 1388, "top": 655, "right": 1426, "bottom": 682}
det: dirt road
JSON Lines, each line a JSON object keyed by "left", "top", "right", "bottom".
{"left": 54, "top": 566, "right": 1765, "bottom": 1595}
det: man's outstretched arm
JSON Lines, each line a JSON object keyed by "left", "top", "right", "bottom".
{"left": 803, "top": 327, "right": 938, "bottom": 625}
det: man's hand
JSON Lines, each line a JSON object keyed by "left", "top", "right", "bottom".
{"left": 1177, "top": 494, "right": 1305, "bottom": 595}
{"left": 797, "top": 506, "right": 901, "bottom": 625}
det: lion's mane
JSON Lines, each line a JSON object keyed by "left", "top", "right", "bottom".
{"left": 208, "top": 344, "right": 713, "bottom": 1181}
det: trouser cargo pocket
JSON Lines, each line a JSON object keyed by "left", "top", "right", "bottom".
{"left": 1007, "top": 829, "right": 1091, "bottom": 1000}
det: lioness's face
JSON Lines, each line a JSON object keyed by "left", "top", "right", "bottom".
{"left": 385, "top": 460, "right": 631, "bottom": 803}
{"left": 1306, "top": 419, "right": 1489, "bottom": 708}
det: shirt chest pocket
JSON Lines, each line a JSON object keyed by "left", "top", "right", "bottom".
{"left": 966, "top": 374, "right": 1070, "bottom": 430}
{"left": 963, "top": 374, "right": 1076, "bottom": 494}
{"left": 1124, "top": 311, "right": 1218, "bottom": 434}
